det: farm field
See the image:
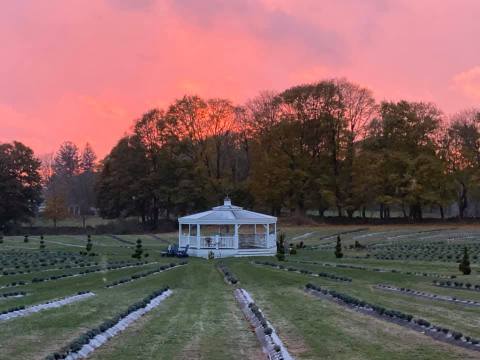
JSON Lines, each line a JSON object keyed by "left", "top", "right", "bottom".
{"left": 1, "top": 226, "right": 480, "bottom": 359}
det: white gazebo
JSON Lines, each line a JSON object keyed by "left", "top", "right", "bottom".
{"left": 178, "top": 198, "right": 277, "bottom": 258}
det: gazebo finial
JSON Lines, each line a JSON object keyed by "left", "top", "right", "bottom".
{"left": 224, "top": 196, "right": 231, "bottom": 206}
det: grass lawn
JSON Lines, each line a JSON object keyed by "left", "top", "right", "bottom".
{"left": 1, "top": 225, "right": 480, "bottom": 359}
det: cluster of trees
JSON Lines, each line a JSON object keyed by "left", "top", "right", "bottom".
{"left": 0, "top": 142, "right": 42, "bottom": 231}
{"left": 97, "top": 78, "right": 480, "bottom": 224}
{"left": 1, "top": 77, "right": 480, "bottom": 230}
{"left": 42, "top": 142, "right": 97, "bottom": 228}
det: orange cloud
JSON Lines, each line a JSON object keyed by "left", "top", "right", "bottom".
{"left": 453, "top": 66, "right": 480, "bottom": 100}
{"left": 1, "top": 1, "right": 480, "bottom": 157}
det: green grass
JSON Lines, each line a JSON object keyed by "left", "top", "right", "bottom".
{"left": 1, "top": 227, "right": 480, "bottom": 359}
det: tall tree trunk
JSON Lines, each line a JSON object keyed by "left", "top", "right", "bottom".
{"left": 384, "top": 206, "right": 390, "bottom": 219}
{"left": 439, "top": 204, "right": 444, "bottom": 220}
{"left": 152, "top": 197, "right": 159, "bottom": 228}
{"left": 216, "top": 141, "right": 222, "bottom": 179}
{"left": 458, "top": 182, "right": 468, "bottom": 219}
{"left": 345, "top": 134, "right": 355, "bottom": 219}
{"left": 347, "top": 209, "right": 354, "bottom": 218}
{"left": 331, "top": 123, "right": 342, "bottom": 217}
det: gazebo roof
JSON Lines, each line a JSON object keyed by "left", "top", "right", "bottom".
{"left": 178, "top": 198, "right": 277, "bottom": 225}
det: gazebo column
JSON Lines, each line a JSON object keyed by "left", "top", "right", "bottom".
{"left": 196, "top": 224, "right": 200, "bottom": 249}
{"left": 234, "top": 224, "right": 239, "bottom": 249}
{"left": 178, "top": 223, "right": 182, "bottom": 246}
{"left": 266, "top": 223, "right": 269, "bottom": 248}
{"left": 273, "top": 223, "right": 277, "bottom": 248}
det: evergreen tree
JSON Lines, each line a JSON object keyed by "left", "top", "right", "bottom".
{"left": 276, "top": 232, "right": 286, "bottom": 261}
{"left": 86, "top": 237, "right": 93, "bottom": 253}
{"left": 132, "top": 239, "right": 143, "bottom": 259}
{"left": 80, "top": 143, "right": 97, "bottom": 172}
{"left": 459, "top": 247, "right": 471, "bottom": 275}
{"left": 54, "top": 141, "right": 80, "bottom": 178}
{"left": 335, "top": 235, "right": 343, "bottom": 258}
{"left": 39, "top": 235, "right": 46, "bottom": 250}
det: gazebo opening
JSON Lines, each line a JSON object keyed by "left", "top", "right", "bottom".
{"left": 178, "top": 198, "right": 277, "bottom": 258}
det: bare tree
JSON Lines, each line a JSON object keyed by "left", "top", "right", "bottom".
{"left": 336, "top": 79, "right": 378, "bottom": 217}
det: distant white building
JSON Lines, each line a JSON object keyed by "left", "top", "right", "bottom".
{"left": 178, "top": 198, "right": 277, "bottom": 258}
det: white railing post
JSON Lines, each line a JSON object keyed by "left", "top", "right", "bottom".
{"left": 273, "top": 222, "right": 277, "bottom": 248}
{"left": 234, "top": 224, "right": 239, "bottom": 249}
{"left": 266, "top": 224, "right": 269, "bottom": 248}
{"left": 196, "top": 224, "right": 200, "bottom": 249}
{"left": 215, "top": 235, "right": 219, "bottom": 249}
{"left": 178, "top": 223, "right": 182, "bottom": 247}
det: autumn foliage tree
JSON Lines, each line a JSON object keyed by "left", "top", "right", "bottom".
{"left": 94, "top": 79, "right": 480, "bottom": 223}
{"left": 43, "top": 193, "right": 69, "bottom": 228}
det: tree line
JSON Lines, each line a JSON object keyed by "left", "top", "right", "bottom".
{"left": 96, "top": 78, "right": 480, "bottom": 225}
{"left": 41, "top": 142, "right": 97, "bottom": 228}
{"left": 1, "top": 78, "right": 480, "bottom": 230}
{"left": 0, "top": 140, "right": 97, "bottom": 231}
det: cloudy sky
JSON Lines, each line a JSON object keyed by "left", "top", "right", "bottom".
{"left": 1, "top": 0, "right": 479, "bottom": 157}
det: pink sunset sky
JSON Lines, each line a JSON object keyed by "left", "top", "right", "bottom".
{"left": 1, "top": 0, "right": 480, "bottom": 157}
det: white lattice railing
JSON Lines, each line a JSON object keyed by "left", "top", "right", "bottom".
{"left": 180, "top": 233, "right": 277, "bottom": 249}
{"left": 200, "top": 236, "right": 235, "bottom": 249}
{"left": 179, "top": 235, "right": 236, "bottom": 249}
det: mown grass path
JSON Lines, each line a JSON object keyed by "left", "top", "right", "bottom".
{"left": 1, "top": 228, "right": 480, "bottom": 359}
{"left": 89, "top": 261, "right": 263, "bottom": 360}
{"left": 228, "top": 259, "right": 480, "bottom": 360}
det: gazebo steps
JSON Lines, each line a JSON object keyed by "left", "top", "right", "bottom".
{"left": 235, "top": 248, "right": 276, "bottom": 257}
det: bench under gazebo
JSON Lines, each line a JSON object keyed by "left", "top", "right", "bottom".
{"left": 178, "top": 198, "right": 277, "bottom": 258}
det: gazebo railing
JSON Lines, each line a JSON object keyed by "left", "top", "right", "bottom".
{"left": 179, "top": 233, "right": 277, "bottom": 249}
{"left": 179, "top": 235, "right": 192, "bottom": 248}
{"left": 179, "top": 235, "right": 236, "bottom": 249}
{"left": 200, "top": 236, "right": 235, "bottom": 249}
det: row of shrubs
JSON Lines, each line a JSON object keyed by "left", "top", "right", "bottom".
{"left": 0, "top": 304, "right": 25, "bottom": 315}
{"left": 306, "top": 283, "right": 480, "bottom": 346}
{"left": 0, "top": 291, "right": 90, "bottom": 316}
{"left": 217, "top": 263, "right": 238, "bottom": 285}
{"left": 31, "top": 261, "right": 149, "bottom": 284}
{"left": 1, "top": 258, "right": 134, "bottom": 276}
{"left": 0, "top": 291, "right": 26, "bottom": 298}
{"left": 248, "top": 302, "right": 281, "bottom": 354}
{"left": 293, "top": 260, "right": 456, "bottom": 279}
{"left": 45, "top": 287, "right": 170, "bottom": 360}
{"left": 0, "top": 249, "right": 98, "bottom": 274}
{"left": 1, "top": 280, "right": 27, "bottom": 288}
{"left": 433, "top": 280, "right": 480, "bottom": 291}
{"left": 306, "top": 283, "right": 413, "bottom": 322}
{"left": 370, "top": 240, "right": 480, "bottom": 263}
{"left": 377, "top": 284, "right": 480, "bottom": 306}
{"left": 105, "top": 262, "right": 186, "bottom": 288}
{"left": 256, "top": 261, "right": 352, "bottom": 282}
